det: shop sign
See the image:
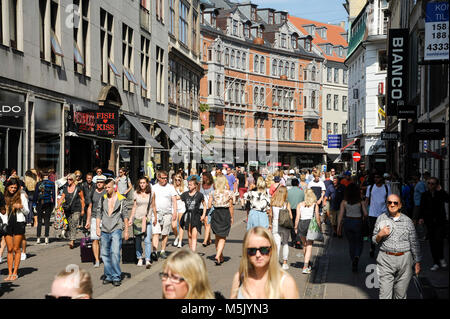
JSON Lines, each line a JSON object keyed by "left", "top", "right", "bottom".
{"left": 381, "top": 131, "right": 400, "bottom": 141}
{"left": 327, "top": 134, "right": 342, "bottom": 148}
{"left": 387, "top": 28, "right": 409, "bottom": 116}
{"left": 0, "top": 102, "right": 25, "bottom": 116}
{"left": 425, "top": 2, "right": 449, "bottom": 61}
{"left": 414, "top": 123, "right": 446, "bottom": 140}
{"left": 73, "top": 110, "right": 96, "bottom": 133}
{"left": 70, "top": 109, "right": 118, "bottom": 137}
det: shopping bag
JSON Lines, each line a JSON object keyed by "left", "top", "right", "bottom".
{"left": 306, "top": 217, "right": 324, "bottom": 241}
{"left": 53, "top": 207, "right": 68, "bottom": 230}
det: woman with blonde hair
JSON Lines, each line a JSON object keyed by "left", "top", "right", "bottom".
{"left": 24, "top": 170, "right": 38, "bottom": 227}
{"left": 207, "top": 175, "right": 234, "bottom": 265}
{"left": 47, "top": 264, "right": 93, "bottom": 299}
{"left": 160, "top": 249, "right": 214, "bottom": 299}
{"left": 270, "top": 186, "right": 293, "bottom": 270}
{"left": 244, "top": 177, "right": 271, "bottom": 231}
{"left": 230, "top": 226, "right": 299, "bottom": 299}
{"left": 74, "top": 170, "right": 83, "bottom": 185}
{"left": 294, "top": 189, "right": 320, "bottom": 274}
{"left": 172, "top": 173, "right": 187, "bottom": 248}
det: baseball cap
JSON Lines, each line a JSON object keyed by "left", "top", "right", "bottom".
{"left": 274, "top": 176, "right": 281, "bottom": 182}
{"left": 344, "top": 171, "right": 351, "bottom": 176}
{"left": 96, "top": 175, "right": 107, "bottom": 182}
{"left": 289, "top": 169, "right": 295, "bottom": 174}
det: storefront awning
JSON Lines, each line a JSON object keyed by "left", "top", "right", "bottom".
{"left": 124, "top": 114, "right": 163, "bottom": 149}
{"left": 277, "top": 146, "right": 325, "bottom": 154}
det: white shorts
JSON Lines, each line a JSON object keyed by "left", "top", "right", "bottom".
{"left": 90, "top": 218, "right": 101, "bottom": 240}
{"left": 152, "top": 214, "right": 172, "bottom": 236}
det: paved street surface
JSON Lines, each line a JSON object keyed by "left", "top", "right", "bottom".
{"left": 0, "top": 208, "right": 448, "bottom": 299}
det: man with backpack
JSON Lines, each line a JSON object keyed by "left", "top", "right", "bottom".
{"left": 365, "top": 173, "right": 391, "bottom": 258}
{"left": 32, "top": 170, "right": 56, "bottom": 245}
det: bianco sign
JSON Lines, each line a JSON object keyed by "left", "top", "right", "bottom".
{"left": 425, "top": 2, "right": 449, "bottom": 61}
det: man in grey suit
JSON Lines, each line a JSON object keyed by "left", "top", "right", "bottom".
{"left": 373, "top": 194, "right": 421, "bottom": 299}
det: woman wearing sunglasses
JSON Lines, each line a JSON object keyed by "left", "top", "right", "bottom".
{"left": 172, "top": 174, "right": 188, "bottom": 248}
{"left": 230, "top": 227, "right": 299, "bottom": 299}
{"left": 47, "top": 264, "right": 92, "bottom": 299}
{"left": 337, "top": 183, "right": 368, "bottom": 272}
{"left": 161, "top": 249, "right": 214, "bottom": 299}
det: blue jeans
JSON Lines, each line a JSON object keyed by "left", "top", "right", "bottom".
{"left": 343, "top": 218, "right": 363, "bottom": 261}
{"left": 247, "top": 210, "right": 269, "bottom": 231}
{"left": 101, "top": 229, "right": 122, "bottom": 282}
{"left": 135, "top": 224, "right": 152, "bottom": 260}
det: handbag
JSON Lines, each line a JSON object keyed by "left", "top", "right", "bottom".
{"left": 53, "top": 206, "right": 68, "bottom": 230}
{"left": 306, "top": 213, "right": 324, "bottom": 241}
{"left": 278, "top": 205, "right": 293, "bottom": 229}
{"left": 62, "top": 186, "right": 78, "bottom": 214}
{"left": 0, "top": 213, "right": 8, "bottom": 237}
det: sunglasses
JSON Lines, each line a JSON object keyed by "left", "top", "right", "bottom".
{"left": 247, "top": 246, "right": 271, "bottom": 256}
{"left": 67, "top": 178, "right": 74, "bottom": 181}
{"left": 387, "top": 201, "right": 399, "bottom": 206}
{"left": 160, "top": 177, "right": 168, "bottom": 180}
{"left": 45, "top": 294, "right": 88, "bottom": 299}
{"left": 159, "top": 272, "right": 185, "bottom": 284}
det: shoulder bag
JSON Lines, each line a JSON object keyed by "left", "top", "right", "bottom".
{"left": 133, "top": 193, "right": 151, "bottom": 237}
{"left": 278, "top": 204, "right": 294, "bottom": 229}
{"left": 62, "top": 186, "right": 78, "bottom": 214}
{"left": 306, "top": 205, "right": 324, "bottom": 241}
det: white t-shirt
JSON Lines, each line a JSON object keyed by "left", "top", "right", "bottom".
{"left": 152, "top": 183, "right": 177, "bottom": 215}
{"left": 307, "top": 180, "right": 326, "bottom": 201}
{"left": 366, "top": 184, "right": 392, "bottom": 217}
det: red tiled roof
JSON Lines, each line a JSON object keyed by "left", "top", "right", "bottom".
{"left": 288, "top": 15, "right": 348, "bottom": 63}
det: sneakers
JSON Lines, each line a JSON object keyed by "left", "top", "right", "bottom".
{"left": 137, "top": 259, "right": 143, "bottom": 267}
{"left": 160, "top": 251, "right": 168, "bottom": 259}
{"left": 94, "top": 261, "right": 100, "bottom": 268}
{"left": 440, "top": 259, "right": 447, "bottom": 268}
{"left": 282, "top": 263, "right": 289, "bottom": 270}
{"left": 145, "top": 260, "right": 152, "bottom": 269}
{"left": 21, "top": 253, "right": 27, "bottom": 261}
{"left": 430, "top": 264, "right": 440, "bottom": 271}
{"left": 150, "top": 252, "right": 158, "bottom": 262}
{"left": 177, "top": 241, "right": 183, "bottom": 248}
{"left": 173, "top": 237, "right": 179, "bottom": 247}
{"left": 112, "top": 280, "right": 121, "bottom": 287}
{"left": 45, "top": 237, "right": 49, "bottom": 245}
{"left": 36, "top": 238, "right": 41, "bottom": 244}
{"left": 302, "top": 267, "right": 311, "bottom": 274}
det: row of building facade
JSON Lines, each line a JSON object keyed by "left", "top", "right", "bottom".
{"left": 344, "top": 0, "right": 448, "bottom": 188}
{"left": 0, "top": 0, "right": 351, "bottom": 181}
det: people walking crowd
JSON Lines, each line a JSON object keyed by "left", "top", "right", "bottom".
{"left": 0, "top": 164, "right": 448, "bottom": 300}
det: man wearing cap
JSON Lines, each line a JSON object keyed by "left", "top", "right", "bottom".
{"left": 373, "top": 194, "right": 421, "bottom": 299}
{"left": 85, "top": 175, "right": 106, "bottom": 268}
{"left": 340, "top": 171, "right": 353, "bottom": 187}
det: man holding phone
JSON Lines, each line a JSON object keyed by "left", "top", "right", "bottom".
{"left": 373, "top": 194, "right": 421, "bottom": 299}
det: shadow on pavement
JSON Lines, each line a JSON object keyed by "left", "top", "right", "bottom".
{"left": 0, "top": 282, "right": 20, "bottom": 297}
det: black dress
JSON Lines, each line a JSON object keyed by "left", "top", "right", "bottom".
{"left": 180, "top": 191, "right": 204, "bottom": 234}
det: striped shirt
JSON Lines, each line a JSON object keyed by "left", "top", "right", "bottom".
{"left": 372, "top": 212, "right": 421, "bottom": 263}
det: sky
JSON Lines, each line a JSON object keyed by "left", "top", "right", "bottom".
{"left": 245, "top": 0, "right": 349, "bottom": 28}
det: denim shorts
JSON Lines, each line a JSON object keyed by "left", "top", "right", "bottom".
{"left": 247, "top": 210, "right": 269, "bottom": 231}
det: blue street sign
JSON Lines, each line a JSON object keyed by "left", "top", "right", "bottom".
{"left": 328, "top": 134, "right": 342, "bottom": 148}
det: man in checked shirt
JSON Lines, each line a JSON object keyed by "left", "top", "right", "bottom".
{"left": 373, "top": 194, "right": 421, "bottom": 299}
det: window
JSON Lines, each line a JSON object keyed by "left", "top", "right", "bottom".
{"left": 254, "top": 87, "right": 259, "bottom": 106}
{"left": 39, "top": 0, "right": 63, "bottom": 64}
{"left": 378, "top": 50, "right": 387, "bottom": 71}
{"left": 343, "top": 69, "right": 348, "bottom": 84}
{"left": 326, "top": 122, "right": 331, "bottom": 134}
{"left": 272, "top": 59, "right": 277, "bottom": 76}
{"left": 225, "top": 48, "right": 229, "bottom": 66}
{"left": 268, "top": 11, "right": 274, "bottom": 24}
{"left": 236, "top": 51, "right": 240, "bottom": 69}
{"left": 233, "top": 19, "right": 238, "bottom": 36}
{"left": 305, "top": 38, "right": 311, "bottom": 51}
{"left": 304, "top": 95, "right": 307, "bottom": 108}
{"left": 241, "top": 52, "right": 246, "bottom": 70}
{"left": 259, "top": 87, "right": 264, "bottom": 106}
{"left": 73, "top": 0, "right": 90, "bottom": 75}
{"left": 290, "top": 63, "right": 295, "bottom": 79}
{"left": 327, "top": 67, "right": 332, "bottom": 82}
{"left": 291, "top": 34, "right": 298, "bottom": 49}
{"left": 100, "top": 8, "right": 116, "bottom": 84}
{"left": 281, "top": 33, "right": 286, "bottom": 48}
{"left": 311, "top": 91, "right": 316, "bottom": 109}
{"left": 333, "top": 123, "right": 338, "bottom": 134}
{"left": 2, "top": 0, "right": 21, "bottom": 50}
{"left": 234, "top": 82, "right": 239, "bottom": 104}
{"left": 289, "top": 121, "right": 293, "bottom": 140}
{"left": 211, "top": 12, "right": 216, "bottom": 27}
{"left": 278, "top": 61, "right": 283, "bottom": 76}
{"left": 342, "top": 96, "right": 347, "bottom": 112}
{"left": 325, "top": 45, "right": 332, "bottom": 55}
{"left": 244, "top": 23, "right": 250, "bottom": 38}
{"left": 179, "top": 1, "right": 189, "bottom": 45}
{"left": 342, "top": 123, "right": 347, "bottom": 134}
{"left": 251, "top": 7, "right": 257, "bottom": 21}
{"left": 284, "top": 63, "right": 288, "bottom": 76}
{"left": 208, "top": 80, "right": 212, "bottom": 95}
{"left": 169, "top": 0, "right": 175, "bottom": 34}
{"left": 216, "top": 75, "right": 221, "bottom": 96}
{"left": 240, "top": 83, "right": 245, "bottom": 104}
{"left": 156, "top": 0, "right": 163, "bottom": 23}
{"left": 333, "top": 95, "right": 339, "bottom": 110}
{"left": 192, "top": 12, "right": 198, "bottom": 54}
{"left": 209, "top": 113, "right": 216, "bottom": 130}
{"left": 326, "top": 94, "right": 331, "bottom": 110}
{"left": 260, "top": 56, "right": 265, "bottom": 74}
{"left": 254, "top": 55, "right": 259, "bottom": 72}
{"left": 303, "top": 68, "right": 307, "bottom": 80}
{"left": 334, "top": 68, "right": 339, "bottom": 83}
{"left": 281, "top": 14, "right": 287, "bottom": 24}
{"left": 122, "top": 23, "right": 137, "bottom": 92}
{"left": 311, "top": 66, "right": 316, "bottom": 81}
{"left": 156, "top": 46, "right": 164, "bottom": 103}
{"left": 257, "top": 27, "right": 263, "bottom": 38}
{"left": 304, "top": 123, "right": 312, "bottom": 141}
{"left": 230, "top": 50, "right": 235, "bottom": 68}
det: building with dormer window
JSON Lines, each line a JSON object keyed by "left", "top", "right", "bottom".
{"left": 199, "top": 0, "right": 325, "bottom": 169}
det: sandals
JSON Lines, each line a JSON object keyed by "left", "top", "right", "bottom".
{"left": 214, "top": 258, "right": 222, "bottom": 266}
{"left": 202, "top": 241, "right": 211, "bottom": 247}
{"left": 4, "top": 274, "right": 18, "bottom": 281}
